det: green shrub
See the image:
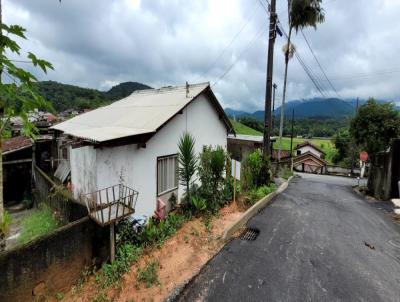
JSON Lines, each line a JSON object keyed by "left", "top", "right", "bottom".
{"left": 97, "top": 243, "right": 142, "bottom": 288}
{"left": 282, "top": 168, "right": 294, "bottom": 180}
{"left": 243, "top": 184, "right": 276, "bottom": 206}
{"left": 18, "top": 204, "right": 60, "bottom": 244}
{"left": 198, "top": 145, "right": 227, "bottom": 211}
{"left": 137, "top": 260, "right": 160, "bottom": 288}
{"left": 242, "top": 149, "right": 272, "bottom": 190}
{"left": 168, "top": 193, "right": 177, "bottom": 210}
{"left": 190, "top": 196, "right": 207, "bottom": 214}
{"left": 0, "top": 211, "right": 12, "bottom": 237}
{"left": 136, "top": 214, "right": 187, "bottom": 247}
{"left": 178, "top": 132, "right": 197, "bottom": 203}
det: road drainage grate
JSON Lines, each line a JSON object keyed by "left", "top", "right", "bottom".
{"left": 240, "top": 228, "right": 260, "bottom": 241}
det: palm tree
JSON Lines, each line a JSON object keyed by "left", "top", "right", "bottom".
{"left": 178, "top": 132, "right": 197, "bottom": 203}
{"left": 278, "top": 0, "right": 325, "bottom": 160}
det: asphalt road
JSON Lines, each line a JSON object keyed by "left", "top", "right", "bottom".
{"left": 177, "top": 174, "right": 400, "bottom": 302}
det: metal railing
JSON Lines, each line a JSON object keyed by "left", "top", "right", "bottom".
{"left": 82, "top": 184, "right": 139, "bottom": 226}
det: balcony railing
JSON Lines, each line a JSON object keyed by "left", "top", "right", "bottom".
{"left": 82, "top": 184, "right": 139, "bottom": 226}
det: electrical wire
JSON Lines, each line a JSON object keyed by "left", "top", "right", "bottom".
{"left": 301, "top": 29, "right": 342, "bottom": 99}
{"left": 198, "top": 2, "right": 259, "bottom": 80}
{"left": 212, "top": 25, "right": 266, "bottom": 87}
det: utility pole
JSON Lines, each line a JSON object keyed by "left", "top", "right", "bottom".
{"left": 289, "top": 109, "right": 294, "bottom": 157}
{"left": 272, "top": 83, "right": 277, "bottom": 132}
{"left": 290, "top": 109, "right": 295, "bottom": 172}
{"left": 262, "top": 0, "right": 277, "bottom": 159}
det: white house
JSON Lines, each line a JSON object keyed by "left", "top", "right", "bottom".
{"left": 52, "top": 82, "right": 234, "bottom": 218}
{"left": 295, "top": 141, "right": 325, "bottom": 158}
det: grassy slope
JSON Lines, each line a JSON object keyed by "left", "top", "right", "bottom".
{"left": 230, "top": 119, "right": 337, "bottom": 163}
{"left": 275, "top": 137, "right": 337, "bottom": 164}
{"left": 230, "top": 119, "right": 262, "bottom": 136}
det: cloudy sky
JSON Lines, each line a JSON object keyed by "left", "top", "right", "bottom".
{"left": 4, "top": 0, "right": 400, "bottom": 111}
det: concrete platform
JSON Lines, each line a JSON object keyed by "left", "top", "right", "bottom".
{"left": 391, "top": 198, "right": 400, "bottom": 208}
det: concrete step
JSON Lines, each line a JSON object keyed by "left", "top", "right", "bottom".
{"left": 391, "top": 199, "right": 400, "bottom": 208}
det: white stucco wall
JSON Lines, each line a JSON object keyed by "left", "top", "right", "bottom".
{"left": 70, "top": 145, "right": 97, "bottom": 199}
{"left": 297, "top": 145, "right": 323, "bottom": 158}
{"left": 71, "top": 94, "right": 228, "bottom": 218}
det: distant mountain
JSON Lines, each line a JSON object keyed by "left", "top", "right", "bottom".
{"left": 224, "top": 108, "right": 251, "bottom": 118}
{"left": 35, "top": 80, "right": 152, "bottom": 112}
{"left": 225, "top": 98, "right": 357, "bottom": 121}
{"left": 104, "top": 82, "right": 152, "bottom": 101}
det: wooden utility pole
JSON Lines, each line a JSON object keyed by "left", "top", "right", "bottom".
{"left": 262, "top": 0, "right": 277, "bottom": 158}
{"left": 289, "top": 109, "right": 294, "bottom": 157}
{"left": 272, "top": 83, "right": 277, "bottom": 131}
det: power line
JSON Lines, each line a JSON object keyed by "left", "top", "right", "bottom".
{"left": 257, "top": 0, "right": 331, "bottom": 98}
{"left": 275, "top": 21, "right": 329, "bottom": 98}
{"left": 198, "top": 2, "right": 259, "bottom": 80}
{"left": 300, "top": 29, "right": 342, "bottom": 99}
{"left": 212, "top": 25, "right": 266, "bottom": 87}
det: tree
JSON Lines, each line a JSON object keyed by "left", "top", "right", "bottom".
{"left": 332, "top": 129, "right": 351, "bottom": 165}
{"left": 0, "top": 1, "right": 53, "bottom": 225}
{"left": 278, "top": 0, "right": 325, "bottom": 159}
{"left": 350, "top": 98, "right": 400, "bottom": 155}
{"left": 177, "top": 132, "right": 197, "bottom": 203}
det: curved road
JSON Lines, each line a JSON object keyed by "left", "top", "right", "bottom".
{"left": 177, "top": 174, "right": 400, "bottom": 302}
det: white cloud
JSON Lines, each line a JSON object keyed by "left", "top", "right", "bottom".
{"left": 3, "top": 0, "right": 400, "bottom": 111}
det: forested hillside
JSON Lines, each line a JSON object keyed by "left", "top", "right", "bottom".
{"left": 35, "top": 81, "right": 152, "bottom": 112}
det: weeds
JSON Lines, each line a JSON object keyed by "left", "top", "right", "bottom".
{"left": 18, "top": 203, "right": 60, "bottom": 244}
{"left": 282, "top": 168, "right": 294, "bottom": 180}
{"left": 96, "top": 243, "right": 142, "bottom": 288}
{"left": 0, "top": 211, "right": 12, "bottom": 237}
{"left": 55, "top": 292, "right": 64, "bottom": 300}
{"left": 136, "top": 260, "right": 160, "bottom": 288}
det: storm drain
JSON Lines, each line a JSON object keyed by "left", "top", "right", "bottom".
{"left": 240, "top": 228, "right": 260, "bottom": 241}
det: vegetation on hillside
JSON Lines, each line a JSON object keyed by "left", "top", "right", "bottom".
{"left": 235, "top": 116, "right": 349, "bottom": 138}
{"left": 229, "top": 119, "right": 262, "bottom": 136}
{"left": 34, "top": 80, "right": 152, "bottom": 112}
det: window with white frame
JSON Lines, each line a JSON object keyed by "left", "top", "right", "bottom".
{"left": 157, "top": 154, "right": 178, "bottom": 195}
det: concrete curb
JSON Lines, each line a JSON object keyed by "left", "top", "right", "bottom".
{"left": 222, "top": 176, "right": 294, "bottom": 241}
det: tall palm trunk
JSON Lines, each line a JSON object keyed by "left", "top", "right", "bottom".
{"left": 278, "top": 26, "right": 293, "bottom": 161}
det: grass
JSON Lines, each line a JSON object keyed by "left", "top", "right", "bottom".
{"left": 18, "top": 204, "right": 60, "bottom": 244}
{"left": 230, "top": 119, "right": 262, "bottom": 136}
{"left": 136, "top": 260, "right": 160, "bottom": 288}
{"left": 229, "top": 119, "right": 337, "bottom": 163}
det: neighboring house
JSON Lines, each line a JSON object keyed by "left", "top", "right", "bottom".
{"left": 52, "top": 83, "right": 234, "bottom": 217}
{"left": 3, "top": 136, "right": 33, "bottom": 204}
{"left": 227, "top": 134, "right": 280, "bottom": 162}
{"left": 295, "top": 141, "right": 325, "bottom": 158}
{"left": 293, "top": 141, "right": 327, "bottom": 174}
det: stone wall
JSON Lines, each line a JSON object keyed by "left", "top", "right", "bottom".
{"left": 368, "top": 139, "right": 400, "bottom": 200}
{"left": 0, "top": 217, "right": 110, "bottom": 302}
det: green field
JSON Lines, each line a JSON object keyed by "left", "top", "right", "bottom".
{"left": 230, "top": 119, "right": 337, "bottom": 163}
{"left": 230, "top": 119, "right": 262, "bottom": 136}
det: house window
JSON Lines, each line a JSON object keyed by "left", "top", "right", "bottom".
{"left": 157, "top": 154, "right": 178, "bottom": 195}
{"left": 297, "top": 150, "right": 301, "bottom": 155}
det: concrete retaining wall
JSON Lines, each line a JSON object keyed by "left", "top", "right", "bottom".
{"left": 368, "top": 139, "right": 400, "bottom": 200}
{"left": 0, "top": 217, "right": 110, "bottom": 302}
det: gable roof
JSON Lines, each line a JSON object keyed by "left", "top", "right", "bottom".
{"left": 295, "top": 141, "right": 326, "bottom": 155}
{"left": 293, "top": 151, "right": 327, "bottom": 166}
{"left": 52, "top": 82, "right": 234, "bottom": 144}
{"left": 3, "top": 136, "right": 33, "bottom": 155}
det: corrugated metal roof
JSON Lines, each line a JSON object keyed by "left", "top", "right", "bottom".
{"left": 52, "top": 82, "right": 210, "bottom": 143}
{"left": 3, "top": 136, "right": 33, "bottom": 155}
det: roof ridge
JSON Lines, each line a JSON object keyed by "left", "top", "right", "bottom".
{"left": 132, "top": 82, "right": 210, "bottom": 95}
